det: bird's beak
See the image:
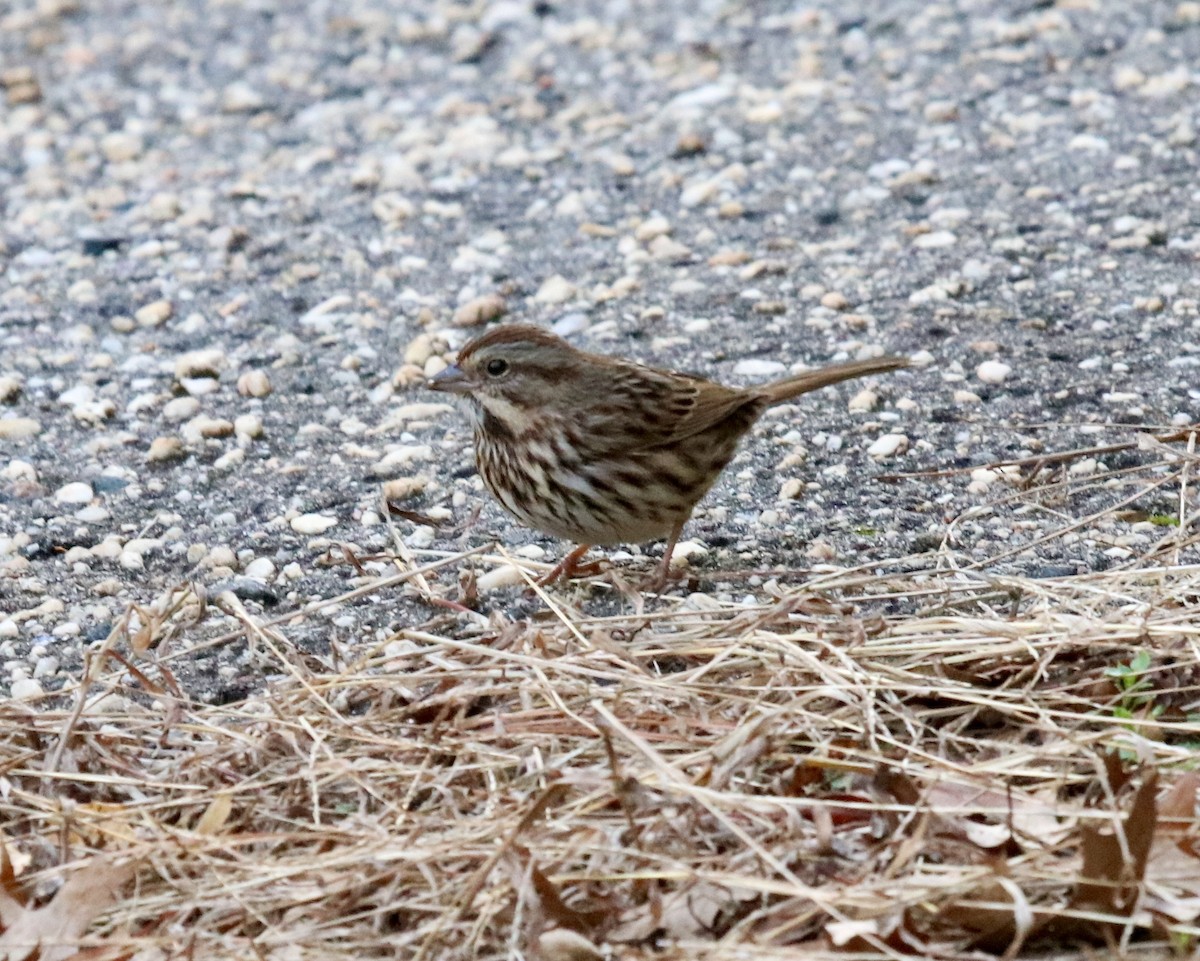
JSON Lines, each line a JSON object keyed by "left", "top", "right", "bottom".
{"left": 427, "top": 363, "right": 473, "bottom": 395}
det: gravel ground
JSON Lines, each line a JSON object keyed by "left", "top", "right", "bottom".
{"left": 1, "top": 0, "right": 1199, "bottom": 700}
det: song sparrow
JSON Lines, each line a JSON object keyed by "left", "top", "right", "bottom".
{"left": 429, "top": 325, "right": 908, "bottom": 586}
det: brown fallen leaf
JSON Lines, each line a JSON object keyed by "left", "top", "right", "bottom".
{"left": 0, "top": 854, "right": 136, "bottom": 961}
{"left": 970, "top": 766, "right": 1161, "bottom": 953}
{"left": 1072, "top": 769, "right": 1157, "bottom": 916}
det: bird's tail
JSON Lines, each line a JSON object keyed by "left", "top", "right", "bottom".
{"left": 760, "top": 355, "right": 910, "bottom": 406}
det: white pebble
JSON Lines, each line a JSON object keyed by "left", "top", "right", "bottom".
{"left": 290, "top": 513, "right": 338, "bottom": 535}
{"left": 477, "top": 564, "right": 526, "bottom": 591}
{"left": 135, "top": 299, "right": 173, "bottom": 327}
{"left": 405, "top": 525, "right": 436, "bottom": 549}
{"left": 237, "top": 370, "right": 272, "bottom": 397}
{"left": 55, "top": 482, "right": 94, "bottom": 504}
{"left": 847, "top": 388, "right": 878, "bottom": 412}
{"left": 174, "top": 348, "right": 225, "bottom": 379}
{"left": 967, "top": 468, "right": 999, "bottom": 495}
{"left": 92, "top": 537, "right": 123, "bottom": 560}
{"left": 680, "top": 179, "right": 719, "bottom": 207}
{"left": 162, "top": 396, "right": 201, "bottom": 422}
{"left": 976, "top": 361, "right": 1012, "bottom": 384}
{"left": 180, "top": 376, "right": 220, "bottom": 397}
{"left": 119, "top": 551, "right": 144, "bottom": 571}
{"left": 648, "top": 236, "right": 692, "bottom": 261}
{"left": 181, "top": 414, "right": 234, "bottom": 441}
{"left": 634, "top": 215, "right": 672, "bottom": 242}
{"left": 10, "top": 676, "right": 43, "bottom": 700}
{"left": 33, "top": 656, "right": 59, "bottom": 678}
{"left": 733, "top": 359, "right": 787, "bottom": 377}
{"left": 234, "top": 414, "right": 263, "bottom": 440}
{"left": 669, "top": 541, "right": 708, "bottom": 567}
{"left": 534, "top": 275, "right": 577, "bottom": 304}
{"left": 371, "top": 445, "right": 433, "bottom": 475}
{"left": 778, "top": 477, "right": 804, "bottom": 500}
{"left": 58, "top": 384, "right": 94, "bottom": 407}
{"left": 1, "top": 459, "right": 36, "bottom": 483}
{"left": 867, "top": 433, "right": 909, "bottom": 458}
{"left": 403, "top": 333, "right": 437, "bottom": 366}
{"left": 206, "top": 545, "right": 238, "bottom": 568}
{"left": 243, "top": 557, "right": 276, "bottom": 580}
{"left": 913, "top": 230, "right": 957, "bottom": 248}
{"left": 0, "top": 418, "right": 42, "bottom": 440}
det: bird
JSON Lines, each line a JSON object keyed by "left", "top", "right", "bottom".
{"left": 428, "top": 324, "right": 909, "bottom": 587}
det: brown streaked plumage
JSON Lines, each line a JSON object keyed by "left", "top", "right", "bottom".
{"left": 429, "top": 324, "right": 909, "bottom": 586}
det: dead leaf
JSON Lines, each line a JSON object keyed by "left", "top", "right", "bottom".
{"left": 521, "top": 855, "right": 609, "bottom": 934}
{"left": 1072, "top": 770, "right": 1157, "bottom": 915}
{"left": 610, "top": 879, "right": 751, "bottom": 942}
{"left": 1157, "top": 771, "right": 1199, "bottom": 836}
{"left": 0, "top": 855, "right": 136, "bottom": 961}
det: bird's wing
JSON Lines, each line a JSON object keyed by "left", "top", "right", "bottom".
{"left": 585, "top": 365, "right": 761, "bottom": 453}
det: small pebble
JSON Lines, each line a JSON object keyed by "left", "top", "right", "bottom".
{"left": 182, "top": 415, "right": 234, "bottom": 441}
{"left": 477, "top": 564, "right": 526, "bottom": 591}
{"left": 0, "top": 418, "right": 41, "bottom": 440}
{"left": 11, "top": 676, "right": 44, "bottom": 700}
{"left": 648, "top": 235, "right": 691, "bottom": 261}
{"left": 382, "top": 476, "right": 426, "bottom": 501}
{"left": 668, "top": 541, "right": 708, "bottom": 567}
{"left": 635, "top": 216, "right": 672, "bottom": 242}
{"left": 291, "top": 513, "right": 338, "bottom": 535}
{"left": 147, "top": 436, "right": 185, "bottom": 462}
{"left": 976, "top": 361, "right": 1012, "bottom": 384}
{"left": 55, "top": 482, "right": 94, "bottom": 504}
{"left": 206, "top": 545, "right": 238, "bottom": 569}
{"left": 234, "top": 414, "right": 263, "bottom": 440}
{"left": 135, "top": 299, "right": 173, "bottom": 328}
{"left": 867, "top": 433, "right": 909, "bottom": 459}
{"left": 404, "top": 333, "right": 438, "bottom": 366}
{"left": 452, "top": 293, "right": 506, "bottom": 327}
{"left": 405, "top": 525, "right": 436, "bottom": 549}
{"left": 778, "top": 477, "right": 804, "bottom": 500}
{"left": 733, "top": 359, "right": 787, "bottom": 377}
{"left": 119, "top": 551, "right": 144, "bottom": 571}
{"left": 848, "top": 388, "right": 878, "bottom": 412}
{"left": 175, "top": 348, "right": 226, "bottom": 379}
{"left": 243, "top": 557, "right": 276, "bottom": 580}
{"left": 237, "top": 370, "right": 272, "bottom": 397}
{"left": 534, "top": 275, "right": 577, "bottom": 304}
{"left": 0, "top": 376, "right": 22, "bottom": 403}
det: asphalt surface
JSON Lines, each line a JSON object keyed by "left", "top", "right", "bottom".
{"left": 1, "top": 0, "right": 1198, "bottom": 699}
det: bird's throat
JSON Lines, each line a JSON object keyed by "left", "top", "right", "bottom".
{"left": 475, "top": 394, "right": 534, "bottom": 438}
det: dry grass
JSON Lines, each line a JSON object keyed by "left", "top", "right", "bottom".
{"left": 2, "top": 434, "right": 1200, "bottom": 960}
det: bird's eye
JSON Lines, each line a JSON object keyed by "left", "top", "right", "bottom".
{"left": 485, "top": 358, "right": 509, "bottom": 377}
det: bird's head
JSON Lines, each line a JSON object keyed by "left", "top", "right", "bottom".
{"left": 428, "top": 325, "right": 585, "bottom": 432}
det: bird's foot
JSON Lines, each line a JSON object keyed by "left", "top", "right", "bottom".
{"left": 638, "top": 559, "right": 688, "bottom": 594}
{"left": 536, "top": 544, "right": 603, "bottom": 585}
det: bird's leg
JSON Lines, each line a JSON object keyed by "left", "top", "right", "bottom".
{"left": 642, "top": 521, "right": 686, "bottom": 592}
{"left": 537, "top": 543, "right": 600, "bottom": 584}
